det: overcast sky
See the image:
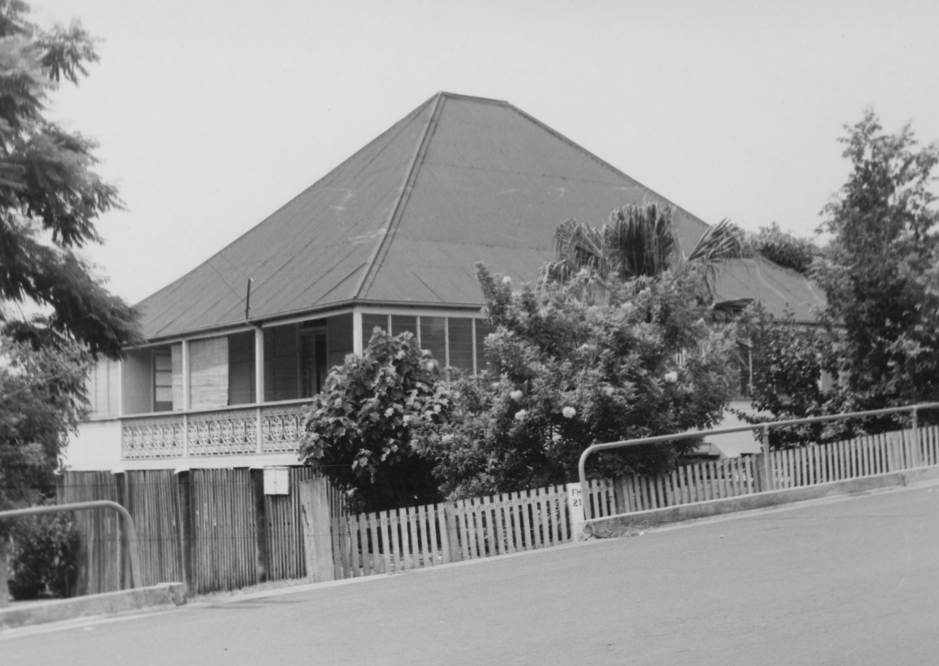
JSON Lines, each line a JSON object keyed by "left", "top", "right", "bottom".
{"left": 30, "top": 0, "right": 939, "bottom": 305}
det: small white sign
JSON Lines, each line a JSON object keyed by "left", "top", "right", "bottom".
{"left": 263, "top": 467, "right": 290, "bottom": 495}
{"left": 567, "top": 483, "right": 585, "bottom": 540}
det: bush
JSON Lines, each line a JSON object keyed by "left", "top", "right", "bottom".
{"left": 7, "top": 513, "right": 79, "bottom": 600}
{"left": 425, "top": 265, "right": 737, "bottom": 498}
{"left": 299, "top": 329, "right": 452, "bottom": 513}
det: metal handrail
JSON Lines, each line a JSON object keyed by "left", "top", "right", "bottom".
{"left": 0, "top": 500, "right": 142, "bottom": 589}
{"left": 578, "top": 401, "right": 939, "bottom": 522}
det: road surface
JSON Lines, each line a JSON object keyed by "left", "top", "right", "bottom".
{"left": 4, "top": 484, "right": 939, "bottom": 665}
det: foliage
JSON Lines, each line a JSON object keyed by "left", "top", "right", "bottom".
{"left": 7, "top": 511, "right": 79, "bottom": 600}
{"left": 0, "top": 0, "right": 137, "bottom": 605}
{"left": 812, "top": 110, "right": 939, "bottom": 413}
{"left": 424, "top": 264, "right": 737, "bottom": 499}
{"left": 748, "top": 222, "right": 820, "bottom": 275}
{"left": 0, "top": 0, "right": 140, "bottom": 359}
{"left": 734, "top": 306, "right": 847, "bottom": 447}
{"left": 740, "top": 111, "right": 939, "bottom": 445}
{"left": 0, "top": 333, "right": 89, "bottom": 518}
{"left": 544, "top": 202, "right": 748, "bottom": 315}
{"left": 298, "top": 329, "right": 452, "bottom": 513}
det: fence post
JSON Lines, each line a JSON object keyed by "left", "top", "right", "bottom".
{"left": 442, "top": 502, "right": 462, "bottom": 562}
{"left": 175, "top": 468, "right": 194, "bottom": 594}
{"left": 566, "top": 483, "right": 585, "bottom": 540}
{"left": 112, "top": 470, "right": 128, "bottom": 589}
{"left": 299, "top": 478, "right": 335, "bottom": 583}
{"left": 761, "top": 424, "right": 774, "bottom": 492}
{"left": 612, "top": 475, "right": 627, "bottom": 514}
{"left": 249, "top": 468, "right": 269, "bottom": 584}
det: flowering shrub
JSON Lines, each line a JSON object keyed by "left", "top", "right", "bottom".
{"left": 423, "top": 265, "right": 736, "bottom": 498}
{"left": 299, "top": 329, "right": 452, "bottom": 512}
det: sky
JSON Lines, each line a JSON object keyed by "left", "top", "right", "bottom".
{"left": 28, "top": 0, "right": 939, "bottom": 305}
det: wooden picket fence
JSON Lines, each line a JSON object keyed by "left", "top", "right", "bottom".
{"left": 331, "top": 480, "right": 621, "bottom": 579}
{"left": 598, "top": 425, "right": 939, "bottom": 517}
{"left": 768, "top": 426, "right": 938, "bottom": 489}
{"left": 612, "top": 455, "right": 758, "bottom": 514}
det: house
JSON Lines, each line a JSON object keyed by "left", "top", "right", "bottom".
{"left": 67, "top": 92, "right": 824, "bottom": 472}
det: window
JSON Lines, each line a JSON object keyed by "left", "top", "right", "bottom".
{"left": 362, "top": 314, "right": 388, "bottom": 343}
{"left": 358, "top": 313, "right": 493, "bottom": 376}
{"left": 153, "top": 350, "right": 173, "bottom": 411}
{"left": 299, "top": 324, "right": 327, "bottom": 397}
{"left": 391, "top": 315, "right": 417, "bottom": 341}
{"left": 264, "top": 320, "right": 329, "bottom": 401}
{"left": 228, "top": 331, "right": 256, "bottom": 405}
{"left": 420, "top": 316, "right": 447, "bottom": 365}
{"left": 448, "top": 318, "right": 473, "bottom": 373}
{"left": 474, "top": 319, "right": 495, "bottom": 372}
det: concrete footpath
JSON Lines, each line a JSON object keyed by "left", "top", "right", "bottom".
{"left": 0, "top": 583, "right": 186, "bottom": 631}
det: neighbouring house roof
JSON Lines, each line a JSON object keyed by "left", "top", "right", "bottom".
{"left": 136, "top": 92, "right": 824, "bottom": 341}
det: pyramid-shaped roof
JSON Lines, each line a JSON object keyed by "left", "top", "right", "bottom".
{"left": 137, "top": 92, "right": 822, "bottom": 340}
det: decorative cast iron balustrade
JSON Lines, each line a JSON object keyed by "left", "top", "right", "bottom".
{"left": 122, "top": 416, "right": 185, "bottom": 459}
{"left": 188, "top": 408, "right": 257, "bottom": 455}
{"left": 120, "top": 402, "right": 308, "bottom": 459}
{"left": 261, "top": 404, "right": 307, "bottom": 453}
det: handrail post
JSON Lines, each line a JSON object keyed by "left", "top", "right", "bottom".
{"left": 578, "top": 447, "right": 592, "bottom": 521}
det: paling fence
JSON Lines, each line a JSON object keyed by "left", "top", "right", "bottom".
{"left": 59, "top": 425, "right": 939, "bottom": 593}
{"left": 58, "top": 466, "right": 331, "bottom": 596}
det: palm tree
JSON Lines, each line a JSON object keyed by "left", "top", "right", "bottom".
{"left": 543, "top": 202, "right": 750, "bottom": 315}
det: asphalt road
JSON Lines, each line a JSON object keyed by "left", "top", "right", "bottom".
{"left": 4, "top": 484, "right": 939, "bottom": 665}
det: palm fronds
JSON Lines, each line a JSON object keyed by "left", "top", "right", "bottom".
{"left": 604, "top": 203, "right": 677, "bottom": 279}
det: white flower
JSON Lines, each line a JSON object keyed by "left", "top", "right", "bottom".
{"left": 551, "top": 432, "right": 562, "bottom": 442}
{"left": 604, "top": 386, "right": 615, "bottom": 397}
{"left": 562, "top": 406, "right": 576, "bottom": 419}
{"left": 502, "top": 275, "right": 513, "bottom": 285}
{"left": 514, "top": 409, "right": 528, "bottom": 421}
{"left": 664, "top": 371, "right": 678, "bottom": 383}
{"left": 509, "top": 390, "right": 523, "bottom": 401}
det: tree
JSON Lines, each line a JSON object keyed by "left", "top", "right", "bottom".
{"left": 0, "top": 1, "right": 139, "bottom": 604}
{"left": 813, "top": 110, "right": 939, "bottom": 412}
{"left": 742, "top": 111, "right": 939, "bottom": 445}
{"left": 0, "top": 332, "right": 89, "bottom": 602}
{"left": 298, "top": 329, "right": 452, "bottom": 513}
{"left": 0, "top": 1, "right": 139, "bottom": 359}
{"left": 425, "top": 264, "right": 737, "bottom": 499}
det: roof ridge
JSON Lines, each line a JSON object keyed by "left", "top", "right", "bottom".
{"left": 353, "top": 92, "right": 446, "bottom": 299}
{"left": 435, "top": 91, "right": 510, "bottom": 105}
{"left": 504, "top": 102, "right": 712, "bottom": 235}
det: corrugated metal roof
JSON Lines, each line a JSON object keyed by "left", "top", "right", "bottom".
{"left": 136, "top": 92, "right": 823, "bottom": 340}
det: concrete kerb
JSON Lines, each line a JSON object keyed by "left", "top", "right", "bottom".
{"left": 584, "top": 464, "right": 939, "bottom": 539}
{"left": 0, "top": 583, "right": 186, "bottom": 631}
